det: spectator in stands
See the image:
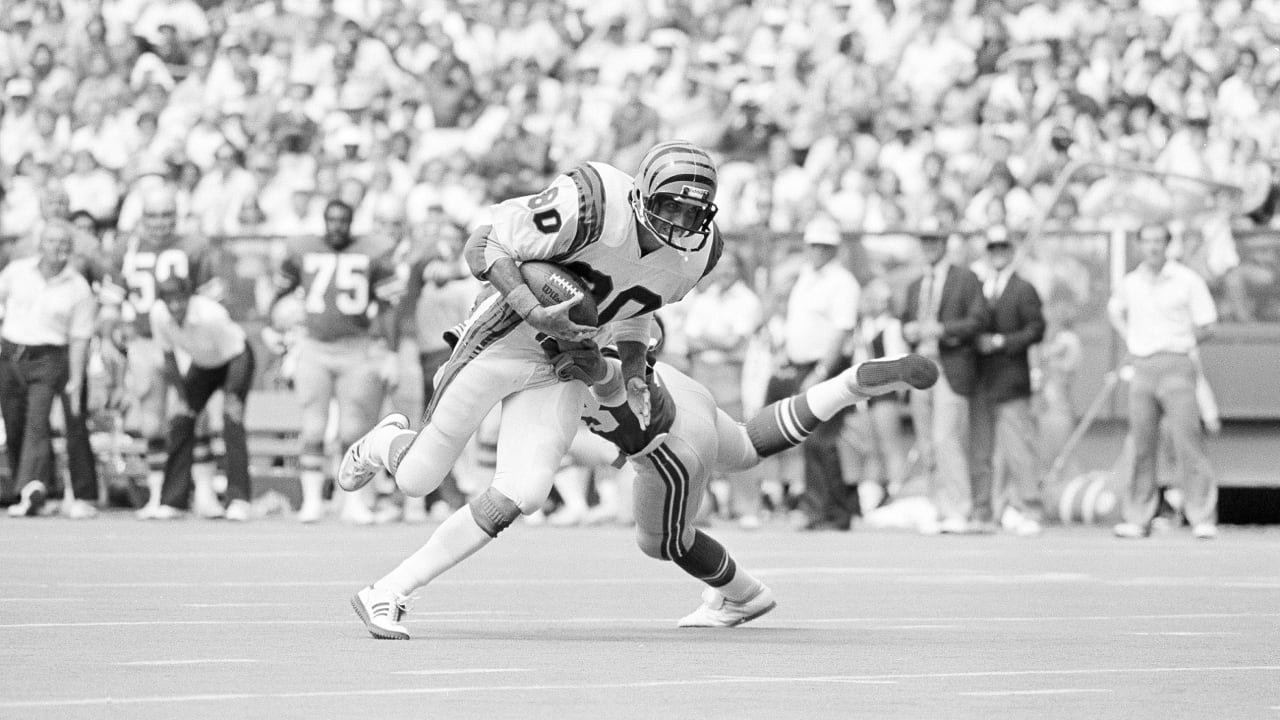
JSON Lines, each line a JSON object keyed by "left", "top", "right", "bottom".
{"left": 969, "top": 228, "right": 1046, "bottom": 535}
{"left": 144, "top": 275, "right": 255, "bottom": 521}
{"left": 901, "top": 225, "right": 988, "bottom": 535}
{"left": 63, "top": 148, "right": 121, "bottom": 225}
{"left": 1109, "top": 223, "right": 1220, "bottom": 539}
{"left": 772, "top": 215, "right": 860, "bottom": 530}
{"left": 191, "top": 143, "right": 255, "bottom": 236}
{"left": 0, "top": 222, "right": 97, "bottom": 518}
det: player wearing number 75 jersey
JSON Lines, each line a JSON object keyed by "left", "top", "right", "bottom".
{"left": 271, "top": 199, "right": 405, "bottom": 523}
{"left": 339, "top": 141, "right": 725, "bottom": 638}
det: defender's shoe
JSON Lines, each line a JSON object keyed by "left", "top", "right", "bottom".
{"left": 351, "top": 586, "right": 410, "bottom": 640}
{"left": 337, "top": 413, "right": 409, "bottom": 492}
{"left": 677, "top": 585, "right": 777, "bottom": 628}
{"left": 848, "top": 353, "right": 939, "bottom": 395}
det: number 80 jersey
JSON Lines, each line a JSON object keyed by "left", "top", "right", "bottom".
{"left": 273, "top": 236, "right": 403, "bottom": 342}
{"left": 485, "top": 162, "right": 723, "bottom": 327}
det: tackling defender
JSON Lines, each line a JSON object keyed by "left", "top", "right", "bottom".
{"left": 571, "top": 343, "right": 938, "bottom": 627}
{"left": 339, "top": 141, "right": 726, "bottom": 637}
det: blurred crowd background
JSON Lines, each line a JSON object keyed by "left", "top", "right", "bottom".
{"left": 4, "top": 0, "right": 1280, "bottom": 240}
{"left": 2, "top": 0, "right": 1279, "bottom": 524}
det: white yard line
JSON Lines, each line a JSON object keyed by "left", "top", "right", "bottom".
{"left": 959, "top": 689, "right": 1112, "bottom": 697}
{"left": 116, "top": 660, "right": 260, "bottom": 666}
{"left": 390, "top": 669, "right": 531, "bottom": 676}
{"left": 3, "top": 612, "right": 1280, "bottom": 630}
{"left": 0, "top": 666, "right": 1276, "bottom": 709}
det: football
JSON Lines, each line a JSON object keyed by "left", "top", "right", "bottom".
{"left": 518, "top": 261, "right": 599, "bottom": 326}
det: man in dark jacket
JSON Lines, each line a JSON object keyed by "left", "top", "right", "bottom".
{"left": 969, "top": 228, "right": 1045, "bottom": 534}
{"left": 901, "top": 227, "right": 988, "bottom": 533}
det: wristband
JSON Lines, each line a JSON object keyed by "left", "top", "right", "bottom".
{"left": 506, "top": 285, "right": 541, "bottom": 319}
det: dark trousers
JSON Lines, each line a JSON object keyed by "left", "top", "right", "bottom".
{"left": 161, "top": 346, "right": 255, "bottom": 508}
{"left": 0, "top": 341, "right": 97, "bottom": 501}
{"left": 767, "top": 359, "right": 858, "bottom": 528}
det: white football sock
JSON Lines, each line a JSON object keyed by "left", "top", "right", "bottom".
{"left": 375, "top": 505, "right": 494, "bottom": 597}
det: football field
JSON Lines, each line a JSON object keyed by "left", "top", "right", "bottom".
{"left": 2, "top": 515, "right": 1278, "bottom": 719}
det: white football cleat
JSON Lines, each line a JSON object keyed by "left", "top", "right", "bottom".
{"left": 337, "top": 413, "right": 409, "bottom": 492}
{"left": 351, "top": 586, "right": 410, "bottom": 640}
{"left": 847, "top": 354, "right": 939, "bottom": 395}
{"left": 677, "top": 585, "right": 777, "bottom": 628}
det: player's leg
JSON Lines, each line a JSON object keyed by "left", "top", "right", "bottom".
{"left": 220, "top": 346, "right": 255, "bottom": 520}
{"left": 716, "top": 353, "right": 938, "bottom": 470}
{"left": 567, "top": 430, "right": 628, "bottom": 525}
{"left": 343, "top": 346, "right": 531, "bottom": 498}
{"left": 156, "top": 363, "right": 222, "bottom": 514}
{"left": 333, "top": 345, "right": 388, "bottom": 524}
{"left": 354, "top": 381, "right": 585, "bottom": 639}
{"left": 293, "top": 341, "right": 336, "bottom": 522}
{"left": 128, "top": 338, "right": 169, "bottom": 515}
{"left": 632, "top": 371, "right": 775, "bottom": 627}
{"left": 190, "top": 390, "right": 224, "bottom": 518}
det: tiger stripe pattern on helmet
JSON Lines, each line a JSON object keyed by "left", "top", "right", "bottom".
{"left": 639, "top": 141, "right": 717, "bottom": 200}
{"left": 633, "top": 140, "right": 719, "bottom": 251}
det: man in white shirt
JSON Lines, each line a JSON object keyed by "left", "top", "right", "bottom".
{"left": 0, "top": 222, "right": 97, "bottom": 518}
{"left": 143, "top": 276, "right": 256, "bottom": 521}
{"left": 1108, "top": 224, "right": 1219, "bottom": 539}
{"left": 774, "top": 216, "right": 861, "bottom": 530}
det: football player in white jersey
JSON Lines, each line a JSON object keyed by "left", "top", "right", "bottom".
{"left": 339, "top": 141, "right": 725, "bottom": 639}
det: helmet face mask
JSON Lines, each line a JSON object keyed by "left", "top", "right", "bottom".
{"left": 632, "top": 141, "right": 718, "bottom": 252}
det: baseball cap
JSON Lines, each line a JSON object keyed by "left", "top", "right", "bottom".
{"left": 5, "top": 77, "right": 33, "bottom": 98}
{"left": 803, "top": 217, "right": 842, "bottom": 246}
{"left": 986, "top": 225, "right": 1012, "bottom": 248}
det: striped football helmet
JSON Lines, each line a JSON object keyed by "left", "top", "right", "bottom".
{"left": 631, "top": 141, "right": 719, "bottom": 252}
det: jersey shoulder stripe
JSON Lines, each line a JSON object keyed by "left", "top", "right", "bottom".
{"left": 564, "top": 163, "right": 608, "bottom": 256}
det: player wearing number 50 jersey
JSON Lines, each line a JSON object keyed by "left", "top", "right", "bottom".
{"left": 272, "top": 199, "right": 405, "bottom": 523}
{"left": 339, "top": 141, "right": 725, "bottom": 638}
{"left": 98, "top": 187, "right": 225, "bottom": 514}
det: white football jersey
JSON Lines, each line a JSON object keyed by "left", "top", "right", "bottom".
{"left": 484, "top": 162, "right": 723, "bottom": 327}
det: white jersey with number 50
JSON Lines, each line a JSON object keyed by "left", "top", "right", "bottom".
{"left": 483, "top": 161, "right": 723, "bottom": 330}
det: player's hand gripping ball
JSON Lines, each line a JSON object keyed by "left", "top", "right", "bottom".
{"left": 518, "top": 261, "right": 599, "bottom": 326}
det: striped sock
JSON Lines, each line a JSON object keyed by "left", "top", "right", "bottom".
{"left": 672, "top": 530, "right": 736, "bottom": 588}
{"left": 745, "top": 395, "right": 823, "bottom": 458}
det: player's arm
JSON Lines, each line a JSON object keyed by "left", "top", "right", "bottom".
{"left": 268, "top": 248, "right": 302, "bottom": 315}
{"left": 485, "top": 256, "right": 594, "bottom": 342}
{"left": 372, "top": 257, "right": 407, "bottom": 352}
{"left": 148, "top": 306, "right": 181, "bottom": 385}
{"left": 464, "top": 225, "right": 493, "bottom": 280}
{"left": 476, "top": 178, "right": 596, "bottom": 342}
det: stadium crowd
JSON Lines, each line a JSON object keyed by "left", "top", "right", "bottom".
{"left": 0, "top": 0, "right": 1266, "bottom": 531}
